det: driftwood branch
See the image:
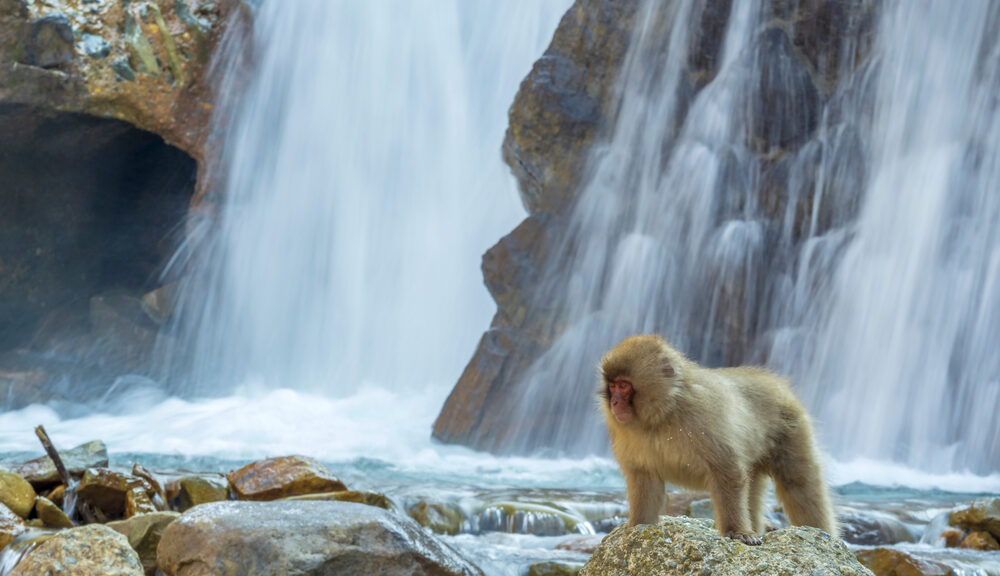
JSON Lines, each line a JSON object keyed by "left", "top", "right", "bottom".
{"left": 34, "top": 425, "right": 98, "bottom": 524}
{"left": 34, "top": 425, "right": 71, "bottom": 487}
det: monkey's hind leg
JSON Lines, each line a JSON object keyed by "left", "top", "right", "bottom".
{"left": 709, "top": 467, "right": 761, "bottom": 546}
{"left": 747, "top": 470, "right": 768, "bottom": 534}
{"left": 771, "top": 432, "right": 838, "bottom": 537}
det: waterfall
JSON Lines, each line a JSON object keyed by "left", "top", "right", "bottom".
{"left": 164, "top": 1, "right": 571, "bottom": 394}
{"left": 785, "top": 2, "right": 1000, "bottom": 473}
{"left": 502, "top": 0, "right": 1000, "bottom": 473}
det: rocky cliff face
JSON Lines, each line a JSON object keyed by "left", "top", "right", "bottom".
{"left": 0, "top": 0, "right": 245, "bottom": 405}
{"left": 434, "top": 0, "right": 874, "bottom": 452}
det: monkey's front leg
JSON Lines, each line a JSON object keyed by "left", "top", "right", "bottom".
{"left": 709, "top": 467, "right": 761, "bottom": 546}
{"left": 626, "top": 469, "right": 665, "bottom": 526}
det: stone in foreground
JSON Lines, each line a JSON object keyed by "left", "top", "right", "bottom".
{"left": 156, "top": 501, "right": 483, "bottom": 576}
{"left": 581, "top": 517, "right": 872, "bottom": 576}
{"left": 9, "top": 524, "right": 143, "bottom": 575}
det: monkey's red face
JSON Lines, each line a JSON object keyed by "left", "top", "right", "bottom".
{"left": 609, "top": 377, "right": 634, "bottom": 423}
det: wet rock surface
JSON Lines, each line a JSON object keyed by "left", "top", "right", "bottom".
{"left": 226, "top": 455, "right": 347, "bottom": 501}
{"left": 854, "top": 547, "right": 955, "bottom": 576}
{"left": 0, "top": 468, "right": 36, "bottom": 518}
{"left": 9, "top": 524, "right": 143, "bottom": 575}
{"left": 156, "top": 501, "right": 484, "bottom": 576}
{"left": 0, "top": 503, "right": 27, "bottom": 551}
{"left": 581, "top": 516, "right": 872, "bottom": 576}
{"left": 14, "top": 440, "right": 108, "bottom": 488}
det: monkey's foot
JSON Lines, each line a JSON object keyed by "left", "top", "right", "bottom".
{"left": 726, "top": 531, "right": 763, "bottom": 546}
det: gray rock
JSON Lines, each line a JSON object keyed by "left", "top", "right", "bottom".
{"left": 9, "top": 524, "right": 143, "bottom": 575}
{"left": 111, "top": 56, "right": 137, "bottom": 81}
{"left": 839, "top": 508, "right": 915, "bottom": 545}
{"left": 82, "top": 34, "right": 112, "bottom": 59}
{"left": 14, "top": 439, "right": 109, "bottom": 489}
{"left": 580, "top": 516, "right": 872, "bottom": 576}
{"left": 157, "top": 501, "right": 484, "bottom": 576}
{"left": 25, "top": 14, "right": 76, "bottom": 68}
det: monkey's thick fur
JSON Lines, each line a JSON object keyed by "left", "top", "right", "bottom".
{"left": 599, "top": 334, "right": 837, "bottom": 543}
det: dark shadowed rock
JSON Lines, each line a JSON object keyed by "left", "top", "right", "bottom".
{"left": 77, "top": 468, "right": 154, "bottom": 519}
{"left": 581, "top": 516, "right": 872, "bottom": 576}
{"left": 24, "top": 14, "right": 75, "bottom": 68}
{"left": 226, "top": 455, "right": 346, "bottom": 501}
{"left": 840, "top": 508, "right": 915, "bottom": 546}
{"left": 108, "top": 511, "right": 180, "bottom": 574}
{"left": 156, "top": 501, "right": 483, "bottom": 576}
{"left": 745, "top": 27, "right": 822, "bottom": 153}
{"left": 503, "top": 0, "right": 638, "bottom": 215}
{"left": 9, "top": 524, "right": 143, "bottom": 575}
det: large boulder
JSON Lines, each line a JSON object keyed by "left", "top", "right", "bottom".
{"left": 156, "top": 501, "right": 483, "bottom": 576}
{"left": 580, "top": 517, "right": 872, "bottom": 576}
{"left": 9, "top": 524, "right": 143, "bottom": 575}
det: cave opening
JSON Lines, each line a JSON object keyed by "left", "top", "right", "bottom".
{"left": 0, "top": 104, "right": 196, "bottom": 404}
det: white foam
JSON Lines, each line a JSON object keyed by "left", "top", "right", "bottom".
{"left": 828, "top": 457, "right": 1000, "bottom": 493}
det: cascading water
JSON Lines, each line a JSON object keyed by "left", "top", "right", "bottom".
{"left": 165, "top": 0, "right": 572, "bottom": 394}
{"left": 502, "top": 0, "right": 1000, "bottom": 474}
{"left": 784, "top": 2, "right": 1000, "bottom": 473}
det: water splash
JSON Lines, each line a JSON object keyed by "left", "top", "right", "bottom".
{"left": 162, "top": 0, "right": 571, "bottom": 394}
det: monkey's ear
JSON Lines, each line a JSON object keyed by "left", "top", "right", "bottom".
{"left": 661, "top": 356, "right": 676, "bottom": 379}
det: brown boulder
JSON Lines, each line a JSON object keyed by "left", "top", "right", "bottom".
{"left": 226, "top": 455, "right": 346, "bottom": 501}
{"left": 940, "top": 528, "right": 964, "bottom": 548}
{"left": 9, "top": 524, "right": 143, "bottom": 575}
{"left": 959, "top": 530, "right": 999, "bottom": 551}
{"left": 176, "top": 475, "right": 229, "bottom": 511}
{"left": 77, "top": 468, "right": 153, "bottom": 519}
{"left": 949, "top": 498, "right": 1000, "bottom": 541}
{"left": 855, "top": 548, "right": 954, "bottom": 576}
{"left": 35, "top": 496, "right": 74, "bottom": 528}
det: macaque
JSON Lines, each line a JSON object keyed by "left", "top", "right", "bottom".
{"left": 599, "top": 334, "right": 837, "bottom": 545}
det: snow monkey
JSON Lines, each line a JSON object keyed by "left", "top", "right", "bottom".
{"left": 599, "top": 334, "right": 837, "bottom": 545}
